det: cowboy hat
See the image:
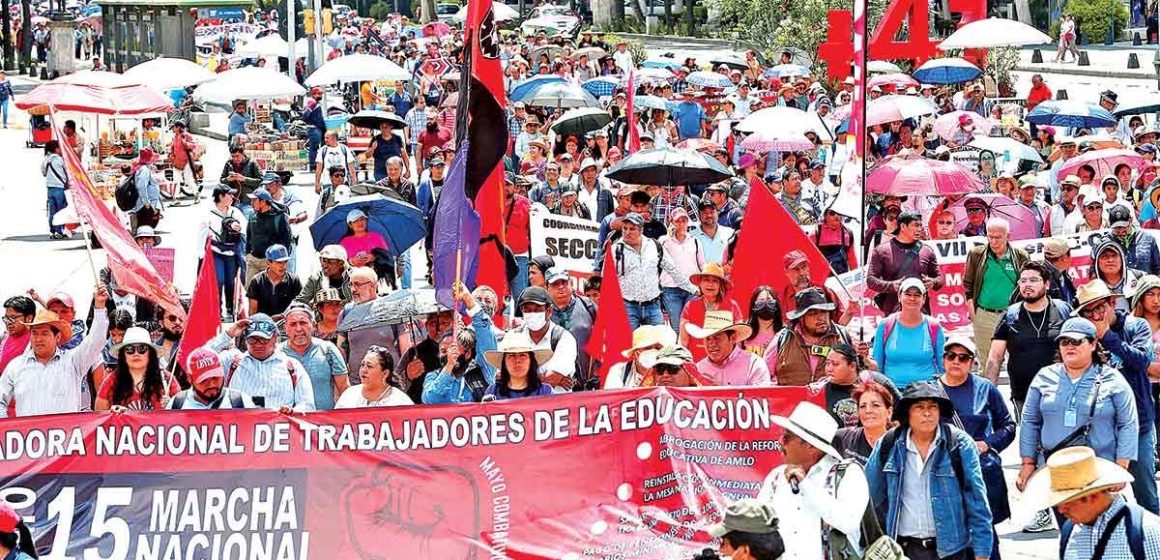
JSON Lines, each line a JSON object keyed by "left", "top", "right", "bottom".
{"left": 786, "top": 287, "right": 836, "bottom": 321}
{"left": 109, "top": 326, "right": 165, "bottom": 357}
{"left": 620, "top": 324, "right": 678, "bottom": 359}
{"left": 893, "top": 381, "right": 954, "bottom": 424}
{"left": 771, "top": 401, "right": 842, "bottom": 459}
{"left": 1072, "top": 279, "right": 1117, "bottom": 317}
{"left": 689, "top": 263, "right": 732, "bottom": 289}
{"left": 685, "top": 310, "right": 753, "bottom": 340}
{"left": 1022, "top": 446, "right": 1134, "bottom": 511}
{"left": 21, "top": 309, "right": 72, "bottom": 341}
{"left": 484, "top": 331, "right": 553, "bottom": 369}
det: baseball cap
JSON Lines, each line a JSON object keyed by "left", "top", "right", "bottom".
{"left": 707, "top": 499, "right": 779, "bottom": 538}
{"left": 0, "top": 503, "right": 20, "bottom": 533}
{"left": 248, "top": 187, "right": 276, "bottom": 204}
{"left": 579, "top": 158, "right": 598, "bottom": 172}
{"left": 46, "top": 292, "right": 75, "bottom": 309}
{"left": 319, "top": 244, "right": 348, "bottom": 261}
{"left": 185, "top": 347, "right": 225, "bottom": 385}
{"left": 1056, "top": 317, "right": 1097, "bottom": 341}
{"left": 622, "top": 212, "right": 645, "bottom": 227}
{"left": 259, "top": 172, "right": 282, "bottom": 186}
{"left": 943, "top": 335, "right": 977, "bottom": 357}
{"left": 900, "top": 277, "right": 926, "bottom": 294}
{"left": 346, "top": 209, "right": 368, "bottom": 223}
{"left": 244, "top": 314, "right": 278, "bottom": 340}
{"left": 809, "top": 159, "right": 826, "bottom": 170}
{"left": 1060, "top": 174, "right": 1082, "bottom": 187}
{"left": 265, "top": 244, "right": 290, "bottom": 262}
{"left": 517, "top": 286, "right": 551, "bottom": 307}
{"left": 1108, "top": 205, "right": 1133, "bottom": 228}
{"left": 1042, "top": 237, "right": 1070, "bottom": 259}
{"left": 783, "top": 250, "right": 808, "bottom": 269}
{"left": 430, "top": 157, "right": 446, "bottom": 167}
{"left": 545, "top": 267, "right": 570, "bottom": 285}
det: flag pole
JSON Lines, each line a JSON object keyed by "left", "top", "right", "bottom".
{"left": 454, "top": 247, "right": 463, "bottom": 337}
{"left": 75, "top": 212, "right": 102, "bottom": 283}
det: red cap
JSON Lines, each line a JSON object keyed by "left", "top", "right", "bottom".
{"left": 310, "top": 86, "right": 324, "bottom": 95}
{"left": 958, "top": 113, "right": 973, "bottom": 125}
{"left": 186, "top": 347, "right": 224, "bottom": 385}
{"left": 783, "top": 250, "right": 809, "bottom": 270}
{"left": 0, "top": 503, "right": 19, "bottom": 533}
{"left": 46, "top": 292, "right": 75, "bottom": 309}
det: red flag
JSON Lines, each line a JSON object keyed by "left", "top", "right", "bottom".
{"left": 729, "top": 184, "right": 831, "bottom": 309}
{"left": 465, "top": 0, "right": 510, "bottom": 304}
{"left": 625, "top": 71, "right": 640, "bottom": 153}
{"left": 176, "top": 242, "right": 222, "bottom": 372}
{"left": 51, "top": 114, "right": 185, "bottom": 320}
{"left": 585, "top": 250, "right": 633, "bottom": 386}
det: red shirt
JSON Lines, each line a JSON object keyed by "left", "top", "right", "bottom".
{"left": 97, "top": 375, "right": 180, "bottom": 411}
{"left": 0, "top": 331, "right": 30, "bottom": 376}
{"left": 418, "top": 128, "right": 452, "bottom": 159}
{"left": 504, "top": 195, "right": 532, "bottom": 255}
{"left": 1027, "top": 83, "right": 1052, "bottom": 111}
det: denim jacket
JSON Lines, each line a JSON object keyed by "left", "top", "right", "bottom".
{"left": 866, "top": 423, "right": 994, "bottom": 559}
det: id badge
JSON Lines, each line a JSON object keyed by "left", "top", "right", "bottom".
{"left": 1064, "top": 406, "right": 1078, "bottom": 428}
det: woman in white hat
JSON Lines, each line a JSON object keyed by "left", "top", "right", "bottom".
{"left": 94, "top": 327, "right": 179, "bottom": 412}
{"left": 340, "top": 208, "right": 389, "bottom": 270}
{"left": 483, "top": 331, "right": 555, "bottom": 400}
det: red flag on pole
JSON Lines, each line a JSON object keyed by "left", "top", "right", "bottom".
{"left": 176, "top": 242, "right": 222, "bottom": 372}
{"left": 729, "top": 184, "right": 831, "bottom": 309}
{"left": 585, "top": 251, "right": 633, "bottom": 386}
{"left": 625, "top": 71, "right": 640, "bottom": 153}
{"left": 51, "top": 114, "right": 185, "bottom": 320}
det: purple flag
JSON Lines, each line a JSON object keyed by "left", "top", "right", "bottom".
{"left": 433, "top": 141, "right": 482, "bottom": 309}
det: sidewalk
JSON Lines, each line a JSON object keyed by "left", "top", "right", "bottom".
{"left": 1016, "top": 42, "right": 1160, "bottom": 80}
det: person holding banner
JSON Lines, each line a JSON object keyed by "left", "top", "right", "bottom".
{"left": 0, "top": 501, "right": 39, "bottom": 560}
{"left": 964, "top": 218, "right": 1028, "bottom": 377}
{"left": 167, "top": 347, "right": 255, "bottom": 410}
{"left": 422, "top": 285, "right": 498, "bottom": 404}
{"left": 870, "top": 278, "right": 945, "bottom": 388}
{"left": 336, "top": 346, "right": 413, "bottom": 408}
{"left": 94, "top": 327, "right": 180, "bottom": 412}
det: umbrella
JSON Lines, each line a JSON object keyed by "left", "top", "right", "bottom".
{"left": 911, "top": 57, "right": 981, "bottom": 85}
{"left": 737, "top": 106, "right": 833, "bottom": 140}
{"left": 348, "top": 110, "right": 407, "bottom": 130}
{"left": 947, "top": 194, "right": 1039, "bottom": 240}
{"left": 509, "top": 75, "right": 566, "bottom": 102}
{"left": 633, "top": 95, "right": 672, "bottom": 113}
{"left": 938, "top": 17, "right": 1053, "bottom": 49}
{"left": 573, "top": 46, "right": 607, "bottom": 59}
{"left": 605, "top": 147, "right": 734, "bottom": 186}
{"left": 740, "top": 132, "right": 814, "bottom": 153}
{"left": 293, "top": 38, "right": 335, "bottom": 58}
{"left": 16, "top": 71, "right": 174, "bottom": 115}
{"left": 640, "top": 58, "right": 684, "bottom": 70}
{"left": 867, "top": 73, "right": 919, "bottom": 90}
{"left": 237, "top": 34, "right": 293, "bottom": 58}
{"left": 529, "top": 45, "right": 566, "bottom": 62}
{"left": 933, "top": 111, "right": 994, "bottom": 141}
{"left": 763, "top": 64, "right": 809, "bottom": 79}
{"left": 866, "top": 95, "right": 938, "bottom": 127}
{"left": 305, "top": 53, "right": 411, "bottom": 85}
{"left": 709, "top": 54, "right": 749, "bottom": 70}
{"left": 1113, "top": 100, "right": 1160, "bottom": 117}
{"left": 522, "top": 81, "right": 600, "bottom": 109}
{"left": 675, "top": 138, "right": 722, "bottom": 152}
{"left": 550, "top": 107, "right": 613, "bottom": 136}
{"left": 193, "top": 67, "right": 306, "bottom": 103}
{"left": 867, "top": 60, "right": 903, "bottom": 73}
{"left": 635, "top": 67, "right": 675, "bottom": 81}
{"left": 1056, "top": 148, "right": 1149, "bottom": 180}
{"left": 309, "top": 194, "right": 425, "bottom": 257}
{"left": 581, "top": 76, "right": 619, "bottom": 97}
{"left": 453, "top": 2, "right": 518, "bottom": 21}
{"left": 867, "top": 155, "right": 985, "bottom": 196}
{"left": 123, "top": 57, "right": 215, "bottom": 91}
{"left": 968, "top": 136, "right": 1044, "bottom": 163}
{"left": 760, "top": 47, "right": 812, "bottom": 67}
{"left": 337, "top": 289, "right": 442, "bottom": 330}
{"left": 423, "top": 21, "right": 452, "bottom": 37}
{"left": 686, "top": 71, "right": 733, "bottom": 89}
{"left": 31, "top": 15, "right": 49, "bottom": 25}
{"left": 1026, "top": 101, "right": 1118, "bottom": 128}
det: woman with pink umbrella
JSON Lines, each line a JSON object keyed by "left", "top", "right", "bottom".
{"left": 949, "top": 194, "right": 1039, "bottom": 240}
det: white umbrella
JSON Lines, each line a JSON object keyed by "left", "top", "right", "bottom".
{"left": 867, "top": 60, "right": 903, "bottom": 74}
{"left": 193, "top": 67, "right": 306, "bottom": 104}
{"left": 305, "top": 54, "right": 411, "bottom": 86}
{"left": 124, "top": 57, "right": 216, "bottom": 91}
{"left": 237, "top": 34, "right": 292, "bottom": 58}
{"left": 453, "top": 2, "right": 518, "bottom": 21}
{"left": 735, "top": 106, "right": 832, "bottom": 140}
{"left": 938, "top": 17, "right": 1053, "bottom": 50}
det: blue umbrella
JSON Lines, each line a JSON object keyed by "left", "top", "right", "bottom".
{"left": 309, "top": 193, "right": 425, "bottom": 257}
{"left": 911, "top": 57, "right": 981, "bottom": 85}
{"left": 1026, "top": 101, "right": 1118, "bottom": 128}
{"left": 581, "top": 76, "right": 619, "bottom": 97}
{"left": 641, "top": 58, "right": 684, "bottom": 70}
{"left": 509, "top": 75, "right": 566, "bottom": 103}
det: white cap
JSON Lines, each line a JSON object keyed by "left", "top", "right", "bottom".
{"left": 900, "top": 277, "right": 926, "bottom": 294}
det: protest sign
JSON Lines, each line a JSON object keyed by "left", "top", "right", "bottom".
{"left": 143, "top": 247, "right": 175, "bottom": 284}
{"left": 0, "top": 387, "right": 812, "bottom": 560}
{"left": 530, "top": 206, "right": 600, "bottom": 285}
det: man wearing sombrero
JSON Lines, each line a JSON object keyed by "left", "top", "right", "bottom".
{"left": 687, "top": 310, "right": 771, "bottom": 386}
{"left": 1024, "top": 446, "right": 1160, "bottom": 558}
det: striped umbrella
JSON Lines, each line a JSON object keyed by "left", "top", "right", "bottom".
{"left": 686, "top": 71, "right": 733, "bottom": 89}
{"left": 1026, "top": 101, "right": 1118, "bottom": 128}
{"left": 581, "top": 76, "right": 620, "bottom": 98}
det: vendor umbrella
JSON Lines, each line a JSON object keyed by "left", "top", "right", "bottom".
{"left": 348, "top": 110, "right": 407, "bottom": 130}
{"left": 550, "top": 107, "right": 613, "bottom": 137}
{"left": 309, "top": 194, "right": 425, "bottom": 257}
{"left": 1026, "top": 101, "right": 1118, "bottom": 128}
{"left": 1056, "top": 148, "right": 1148, "bottom": 180}
{"left": 193, "top": 67, "right": 306, "bottom": 104}
{"left": 305, "top": 53, "right": 411, "bottom": 85}
{"left": 605, "top": 147, "right": 734, "bottom": 186}
{"left": 947, "top": 194, "right": 1039, "bottom": 240}
{"left": 16, "top": 71, "right": 174, "bottom": 115}
{"left": 912, "top": 57, "right": 981, "bottom": 85}
{"left": 868, "top": 73, "right": 918, "bottom": 90}
{"left": 867, "top": 155, "right": 985, "bottom": 196}
{"left": 522, "top": 81, "right": 600, "bottom": 109}
{"left": 866, "top": 94, "right": 938, "bottom": 127}
{"left": 581, "top": 76, "right": 620, "bottom": 97}
{"left": 686, "top": 71, "right": 734, "bottom": 89}
{"left": 933, "top": 110, "right": 994, "bottom": 141}
{"left": 968, "top": 136, "right": 1044, "bottom": 163}
{"left": 938, "top": 17, "right": 1053, "bottom": 50}
{"left": 124, "top": 57, "right": 215, "bottom": 91}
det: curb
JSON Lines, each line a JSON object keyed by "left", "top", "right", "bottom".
{"left": 1014, "top": 63, "right": 1157, "bottom": 80}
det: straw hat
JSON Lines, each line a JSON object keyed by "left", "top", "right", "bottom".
{"left": 684, "top": 310, "right": 753, "bottom": 340}
{"left": 689, "top": 262, "right": 732, "bottom": 289}
{"left": 1023, "top": 446, "right": 1134, "bottom": 510}
{"left": 1072, "top": 279, "right": 1117, "bottom": 316}
{"left": 21, "top": 309, "right": 72, "bottom": 341}
{"left": 771, "top": 401, "right": 842, "bottom": 458}
{"left": 620, "top": 324, "right": 678, "bottom": 359}
{"left": 484, "top": 331, "right": 553, "bottom": 369}
{"left": 109, "top": 327, "right": 164, "bottom": 357}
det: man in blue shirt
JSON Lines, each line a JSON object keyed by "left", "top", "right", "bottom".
{"left": 672, "top": 91, "right": 707, "bottom": 141}
{"left": 227, "top": 100, "right": 251, "bottom": 144}
{"left": 388, "top": 82, "right": 413, "bottom": 120}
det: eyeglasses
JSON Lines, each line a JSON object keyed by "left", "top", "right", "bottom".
{"left": 352, "top": 280, "right": 375, "bottom": 289}
{"left": 1, "top": 316, "right": 20, "bottom": 325}
{"left": 654, "top": 364, "right": 682, "bottom": 376}
{"left": 122, "top": 344, "right": 151, "bottom": 356}
{"left": 331, "top": 172, "right": 346, "bottom": 177}
{"left": 943, "top": 351, "right": 973, "bottom": 363}
{"left": 165, "top": 315, "right": 183, "bottom": 323}
{"left": 1059, "top": 338, "right": 1088, "bottom": 347}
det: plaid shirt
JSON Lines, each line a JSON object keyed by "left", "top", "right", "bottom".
{"left": 672, "top": 79, "right": 688, "bottom": 94}
{"left": 507, "top": 110, "right": 525, "bottom": 141}
{"left": 404, "top": 107, "right": 428, "bottom": 146}
{"left": 649, "top": 192, "right": 698, "bottom": 225}
{"left": 1064, "top": 495, "right": 1160, "bottom": 560}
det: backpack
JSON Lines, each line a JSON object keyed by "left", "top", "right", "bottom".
{"left": 614, "top": 238, "right": 665, "bottom": 277}
{"left": 1060, "top": 502, "right": 1146, "bottom": 560}
{"left": 115, "top": 174, "right": 140, "bottom": 211}
{"left": 879, "top": 314, "right": 941, "bottom": 371}
{"left": 216, "top": 215, "right": 243, "bottom": 246}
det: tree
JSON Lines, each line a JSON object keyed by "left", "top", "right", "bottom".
{"left": 20, "top": 0, "right": 31, "bottom": 70}
{"left": 709, "top": 0, "right": 886, "bottom": 61}
{"left": 1, "top": 0, "right": 12, "bottom": 70}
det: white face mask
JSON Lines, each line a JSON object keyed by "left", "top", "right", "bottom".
{"left": 524, "top": 312, "right": 547, "bottom": 331}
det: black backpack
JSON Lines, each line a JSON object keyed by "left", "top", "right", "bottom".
{"left": 217, "top": 216, "right": 243, "bottom": 246}
{"left": 115, "top": 174, "right": 139, "bottom": 211}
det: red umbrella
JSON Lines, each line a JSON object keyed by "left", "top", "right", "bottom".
{"left": 948, "top": 194, "right": 1039, "bottom": 240}
{"left": 16, "top": 71, "right": 173, "bottom": 115}
{"left": 867, "top": 155, "right": 985, "bottom": 196}
{"left": 423, "top": 21, "right": 452, "bottom": 37}
{"left": 868, "top": 73, "right": 919, "bottom": 90}
{"left": 1056, "top": 148, "right": 1149, "bottom": 181}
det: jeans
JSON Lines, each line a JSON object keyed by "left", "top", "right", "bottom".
{"left": 625, "top": 300, "right": 663, "bottom": 330}
{"left": 661, "top": 287, "right": 693, "bottom": 332}
{"left": 1130, "top": 425, "right": 1160, "bottom": 514}
{"left": 213, "top": 253, "right": 239, "bottom": 316}
{"left": 399, "top": 249, "right": 412, "bottom": 290}
{"left": 0, "top": 98, "right": 8, "bottom": 127}
{"left": 307, "top": 128, "right": 323, "bottom": 168}
{"left": 47, "top": 187, "right": 67, "bottom": 235}
{"left": 511, "top": 255, "right": 530, "bottom": 301}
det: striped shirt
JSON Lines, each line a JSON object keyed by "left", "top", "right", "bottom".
{"left": 1064, "top": 495, "right": 1160, "bottom": 560}
{"left": 209, "top": 333, "right": 315, "bottom": 412}
{"left": 0, "top": 311, "right": 108, "bottom": 417}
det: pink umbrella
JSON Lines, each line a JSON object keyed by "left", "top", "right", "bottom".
{"left": 1056, "top": 148, "right": 1149, "bottom": 181}
{"left": 866, "top": 94, "right": 937, "bottom": 127}
{"left": 739, "top": 131, "right": 814, "bottom": 153}
{"left": 423, "top": 21, "right": 452, "bottom": 37}
{"left": 867, "top": 155, "right": 985, "bottom": 196}
{"left": 16, "top": 71, "right": 174, "bottom": 116}
{"left": 932, "top": 110, "right": 993, "bottom": 142}
{"left": 948, "top": 194, "right": 1039, "bottom": 240}
{"left": 868, "top": 73, "right": 919, "bottom": 90}
{"left": 675, "top": 138, "right": 722, "bottom": 152}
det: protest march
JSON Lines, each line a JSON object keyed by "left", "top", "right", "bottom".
{"left": 4, "top": 0, "right": 1160, "bottom": 558}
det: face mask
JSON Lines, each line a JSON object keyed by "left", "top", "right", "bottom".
{"left": 754, "top": 307, "right": 777, "bottom": 320}
{"left": 523, "top": 312, "right": 547, "bottom": 331}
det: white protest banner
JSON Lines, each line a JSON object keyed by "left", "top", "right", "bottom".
{"left": 529, "top": 206, "right": 600, "bottom": 283}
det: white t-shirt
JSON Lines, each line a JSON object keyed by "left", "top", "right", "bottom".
{"left": 334, "top": 385, "right": 414, "bottom": 408}
{"left": 316, "top": 143, "right": 356, "bottom": 187}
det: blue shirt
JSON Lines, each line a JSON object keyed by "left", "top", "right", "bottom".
{"left": 280, "top": 339, "right": 348, "bottom": 411}
{"left": 388, "top": 91, "right": 414, "bottom": 118}
{"left": 1019, "top": 363, "right": 1138, "bottom": 463}
{"left": 228, "top": 112, "right": 251, "bottom": 140}
{"left": 672, "top": 101, "right": 706, "bottom": 140}
{"left": 872, "top": 316, "right": 945, "bottom": 388}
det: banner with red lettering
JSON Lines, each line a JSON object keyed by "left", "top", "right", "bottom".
{"left": 0, "top": 387, "right": 814, "bottom": 559}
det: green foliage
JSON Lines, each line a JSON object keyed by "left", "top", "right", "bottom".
{"left": 604, "top": 33, "right": 648, "bottom": 63}
{"left": 368, "top": 1, "right": 392, "bottom": 20}
{"left": 983, "top": 46, "right": 1020, "bottom": 91}
{"left": 1068, "top": 0, "right": 1128, "bottom": 42}
{"left": 708, "top": 0, "right": 887, "bottom": 61}
{"left": 1049, "top": 19, "right": 1061, "bottom": 40}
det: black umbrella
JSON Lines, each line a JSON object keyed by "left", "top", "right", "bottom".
{"left": 605, "top": 147, "right": 734, "bottom": 186}
{"left": 337, "top": 288, "right": 443, "bottom": 330}
{"left": 348, "top": 110, "right": 406, "bottom": 130}
{"left": 549, "top": 107, "right": 612, "bottom": 137}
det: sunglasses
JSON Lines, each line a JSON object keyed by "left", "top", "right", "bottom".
{"left": 1085, "top": 204, "right": 1103, "bottom": 210}
{"left": 654, "top": 364, "right": 682, "bottom": 376}
{"left": 752, "top": 300, "right": 777, "bottom": 311}
{"left": 1, "top": 316, "right": 20, "bottom": 325}
{"left": 943, "top": 351, "right": 972, "bottom": 363}
{"left": 1059, "top": 338, "right": 1089, "bottom": 347}
{"left": 122, "top": 343, "right": 152, "bottom": 356}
